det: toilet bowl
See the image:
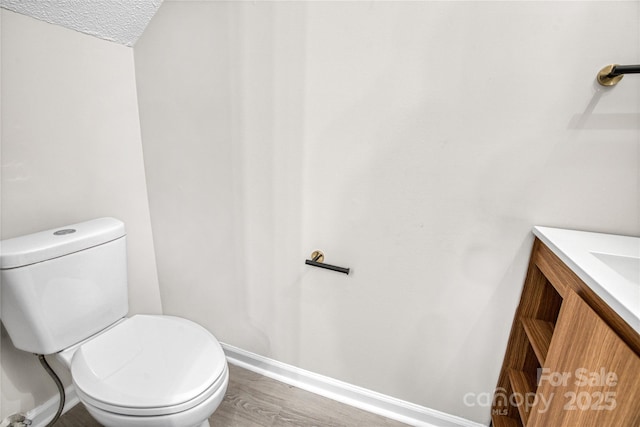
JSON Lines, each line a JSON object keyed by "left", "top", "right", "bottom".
{"left": 0, "top": 218, "right": 229, "bottom": 426}
{"left": 56, "top": 315, "right": 229, "bottom": 427}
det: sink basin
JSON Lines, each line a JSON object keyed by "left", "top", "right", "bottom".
{"left": 590, "top": 252, "right": 640, "bottom": 286}
{"left": 533, "top": 226, "right": 640, "bottom": 333}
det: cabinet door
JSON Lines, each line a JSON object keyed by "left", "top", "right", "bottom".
{"left": 528, "top": 292, "right": 640, "bottom": 426}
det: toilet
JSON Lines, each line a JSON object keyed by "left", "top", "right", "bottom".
{"left": 0, "top": 218, "right": 229, "bottom": 427}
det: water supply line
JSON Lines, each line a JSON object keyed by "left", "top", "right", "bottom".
{"left": 37, "top": 355, "right": 65, "bottom": 427}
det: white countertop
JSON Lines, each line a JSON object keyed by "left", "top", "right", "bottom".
{"left": 533, "top": 227, "right": 640, "bottom": 334}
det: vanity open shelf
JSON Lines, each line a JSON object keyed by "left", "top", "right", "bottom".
{"left": 492, "top": 231, "right": 640, "bottom": 427}
{"left": 520, "top": 318, "right": 554, "bottom": 366}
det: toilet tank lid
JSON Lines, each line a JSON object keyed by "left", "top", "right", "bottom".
{"left": 0, "top": 217, "right": 125, "bottom": 269}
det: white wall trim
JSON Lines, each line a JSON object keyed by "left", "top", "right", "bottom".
{"left": 221, "top": 343, "right": 487, "bottom": 427}
{"left": 25, "top": 385, "right": 79, "bottom": 427}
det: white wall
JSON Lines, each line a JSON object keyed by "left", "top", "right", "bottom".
{"left": 136, "top": 1, "right": 639, "bottom": 424}
{"left": 0, "top": 10, "right": 162, "bottom": 419}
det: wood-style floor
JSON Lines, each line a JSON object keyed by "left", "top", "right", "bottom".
{"left": 56, "top": 364, "right": 409, "bottom": 427}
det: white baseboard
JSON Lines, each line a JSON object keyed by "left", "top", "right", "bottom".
{"left": 221, "top": 343, "right": 486, "bottom": 427}
{"left": 25, "top": 385, "right": 79, "bottom": 427}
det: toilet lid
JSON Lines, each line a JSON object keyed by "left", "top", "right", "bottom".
{"left": 71, "top": 315, "right": 227, "bottom": 414}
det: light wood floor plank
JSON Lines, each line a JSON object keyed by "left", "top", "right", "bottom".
{"left": 55, "top": 364, "right": 408, "bottom": 426}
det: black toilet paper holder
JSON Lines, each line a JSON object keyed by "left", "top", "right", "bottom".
{"left": 305, "top": 250, "right": 350, "bottom": 275}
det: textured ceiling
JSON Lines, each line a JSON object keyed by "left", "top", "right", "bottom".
{"left": 0, "top": 0, "right": 164, "bottom": 46}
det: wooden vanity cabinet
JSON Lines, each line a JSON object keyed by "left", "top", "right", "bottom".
{"left": 492, "top": 238, "right": 640, "bottom": 427}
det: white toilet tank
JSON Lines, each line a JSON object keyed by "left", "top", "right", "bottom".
{"left": 0, "top": 218, "right": 129, "bottom": 355}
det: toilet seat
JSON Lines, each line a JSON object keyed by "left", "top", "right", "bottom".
{"left": 76, "top": 364, "right": 228, "bottom": 417}
{"left": 70, "top": 315, "right": 227, "bottom": 416}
